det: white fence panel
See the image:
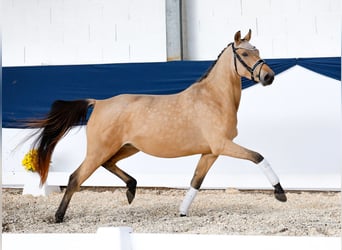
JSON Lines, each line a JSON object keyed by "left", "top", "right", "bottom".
{"left": 2, "top": 227, "right": 341, "bottom": 250}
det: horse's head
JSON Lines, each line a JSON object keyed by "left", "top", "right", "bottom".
{"left": 232, "top": 29, "right": 274, "bottom": 86}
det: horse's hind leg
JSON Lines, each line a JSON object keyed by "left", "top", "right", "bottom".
{"left": 179, "top": 154, "right": 218, "bottom": 216}
{"left": 102, "top": 144, "right": 139, "bottom": 204}
{"left": 55, "top": 141, "right": 123, "bottom": 223}
{"left": 55, "top": 157, "right": 103, "bottom": 223}
{"left": 215, "top": 140, "right": 287, "bottom": 202}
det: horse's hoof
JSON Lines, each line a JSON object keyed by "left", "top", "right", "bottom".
{"left": 275, "top": 192, "right": 287, "bottom": 202}
{"left": 126, "top": 179, "right": 137, "bottom": 204}
{"left": 180, "top": 213, "right": 187, "bottom": 217}
{"left": 274, "top": 183, "right": 287, "bottom": 202}
{"left": 126, "top": 189, "right": 136, "bottom": 204}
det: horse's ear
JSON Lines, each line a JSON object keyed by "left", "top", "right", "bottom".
{"left": 234, "top": 31, "right": 241, "bottom": 45}
{"left": 243, "top": 29, "right": 252, "bottom": 41}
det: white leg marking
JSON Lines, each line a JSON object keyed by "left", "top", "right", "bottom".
{"left": 258, "top": 158, "right": 280, "bottom": 186}
{"left": 179, "top": 187, "right": 198, "bottom": 216}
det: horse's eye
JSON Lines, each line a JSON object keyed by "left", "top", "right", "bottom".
{"left": 242, "top": 52, "right": 248, "bottom": 57}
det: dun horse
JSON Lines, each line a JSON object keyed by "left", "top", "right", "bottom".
{"left": 28, "top": 30, "right": 286, "bottom": 223}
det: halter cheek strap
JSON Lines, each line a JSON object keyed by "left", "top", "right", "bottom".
{"left": 231, "top": 43, "right": 265, "bottom": 83}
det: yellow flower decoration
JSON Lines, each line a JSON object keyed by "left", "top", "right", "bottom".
{"left": 22, "top": 149, "right": 39, "bottom": 172}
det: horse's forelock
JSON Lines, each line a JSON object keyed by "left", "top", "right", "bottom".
{"left": 238, "top": 41, "right": 257, "bottom": 51}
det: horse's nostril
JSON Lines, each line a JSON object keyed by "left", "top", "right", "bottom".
{"left": 264, "top": 73, "right": 274, "bottom": 84}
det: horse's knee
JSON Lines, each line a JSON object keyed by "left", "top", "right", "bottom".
{"left": 251, "top": 152, "right": 264, "bottom": 164}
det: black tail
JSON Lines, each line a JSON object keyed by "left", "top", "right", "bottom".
{"left": 27, "top": 99, "right": 95, "bottom": 184}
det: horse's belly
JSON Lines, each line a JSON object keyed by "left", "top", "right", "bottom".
{"left": 128, "top": 129, "right": 211, "bottom": 158}
{"left": 139, "top": 142, "right": 211, "bottom": 158}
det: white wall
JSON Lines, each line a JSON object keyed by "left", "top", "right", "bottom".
{"left": 2, "top": 0, "right": 341, "bottom": 66}
{"left": 2, "top": 0, "right": 167, "bottom": 66}
{"left": 182, "top": 0, "right": 341, "bottom": 59}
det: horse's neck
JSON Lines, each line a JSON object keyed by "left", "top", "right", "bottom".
{"left": 200, "top": 50, "right": 242, "bottom": 111}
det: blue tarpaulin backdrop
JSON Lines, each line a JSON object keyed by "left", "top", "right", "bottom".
{"left": 3, "top": 57, "right": 340, "bottom": 128}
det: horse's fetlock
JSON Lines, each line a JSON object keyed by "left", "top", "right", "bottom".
{"left": 127, "top": 178, "right": 137, "bottom": 190}
{"left": 55, "top": 212, "right": 65, "bottom": 223}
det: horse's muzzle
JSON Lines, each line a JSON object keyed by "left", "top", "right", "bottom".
{"left": 260, "top": 72, "right": 274, "bottom": 86}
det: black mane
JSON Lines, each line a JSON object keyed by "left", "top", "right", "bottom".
{"left": 198, "top": 44, "right": 230, "bottom": 82}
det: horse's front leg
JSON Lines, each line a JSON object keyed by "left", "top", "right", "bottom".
{"left": 214, "top": 140, "right": 287, "bottom": 202}
{"left": 179, "top": 154, "right": 218, "bottom": 216}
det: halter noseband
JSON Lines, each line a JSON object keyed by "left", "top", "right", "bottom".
{"left": 230, "top": 43, "right": 265, "bottom": 83}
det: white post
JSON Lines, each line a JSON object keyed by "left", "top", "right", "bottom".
{"left": 166, "top": 0, "right": 183, "bottom": 61}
